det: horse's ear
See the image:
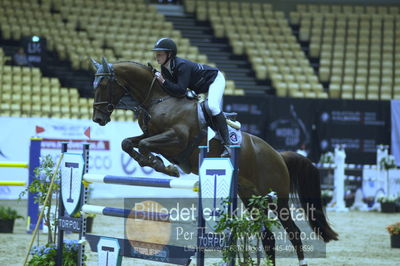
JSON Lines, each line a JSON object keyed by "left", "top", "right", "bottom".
{"left": 90, "top": 58, "right": 101, "bottom": 71}
{"left": 101, "top": 57, "right": 110, "bottom": 72}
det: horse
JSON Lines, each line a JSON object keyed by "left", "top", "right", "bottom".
{"left": 90, "top": 57, "right": 338, "bottom": 266}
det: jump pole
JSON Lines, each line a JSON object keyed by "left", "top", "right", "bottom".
{"left": 0, "top": 181, "right": 26, "bottom": 186}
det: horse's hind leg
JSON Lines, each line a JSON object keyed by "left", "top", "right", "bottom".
{"left": 277, "top": 199, "right": 307, "bottom": 266}
{"left": 261, "top": 227, "right": 276, "bottom": 265}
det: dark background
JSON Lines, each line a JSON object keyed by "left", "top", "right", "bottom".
{"left": 224, "top": 96, "right": 391, "bottom": 164}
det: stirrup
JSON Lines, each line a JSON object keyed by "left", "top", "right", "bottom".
{"left": 221, "top": 146, "right": 231, "bottom": 158}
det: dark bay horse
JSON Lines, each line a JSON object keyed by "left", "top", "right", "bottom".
{"left": 91, "top": 58, "right": 338, "bottom": 265}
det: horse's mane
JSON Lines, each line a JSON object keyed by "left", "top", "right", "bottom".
{"left": 114, "top": 61, "right": 153, "bottom": 75}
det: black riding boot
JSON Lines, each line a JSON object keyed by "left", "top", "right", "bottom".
{"left": 213, "top": 112, "right": 231, "bottom": 157}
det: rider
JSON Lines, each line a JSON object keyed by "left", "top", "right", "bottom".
{"left": 152, "top": 37, "right": 231, "bottom": 156}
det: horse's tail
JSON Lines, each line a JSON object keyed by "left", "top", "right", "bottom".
{"left": 280, "top": 151, "right": 338, "bottom": 242}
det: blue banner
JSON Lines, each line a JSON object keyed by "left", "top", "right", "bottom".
{"left": 391, "top": 100, "right": 400, "bottom": 166}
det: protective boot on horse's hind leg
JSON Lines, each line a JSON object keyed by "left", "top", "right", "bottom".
{"left": 212, "top": 112, "right": 231, "bottom": 157}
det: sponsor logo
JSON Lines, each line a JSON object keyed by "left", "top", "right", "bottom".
{"left": 89, "top": 155, "right": 112, "bottom": 170}
{"left": 229, "top": 132, "right": 238, "bottom": 144}
{"left": 41, "top": 138, "right": 110, "bottom": 150}
{"left": 121, "top": 153, "right": 138, "bottom": 175}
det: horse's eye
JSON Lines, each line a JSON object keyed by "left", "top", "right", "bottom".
{"left": 107, "top": 104, "right": 114, "bottom": 112}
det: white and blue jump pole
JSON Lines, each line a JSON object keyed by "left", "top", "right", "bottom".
{"left": 81, "top": 204, "right": 172, "bottom": 222}
{"left": 83, "top": 174, "right": 199, "bottom": 190}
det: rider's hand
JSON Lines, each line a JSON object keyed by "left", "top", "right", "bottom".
{"left": 155, "top": 72, "right": 165, "bottom": 84}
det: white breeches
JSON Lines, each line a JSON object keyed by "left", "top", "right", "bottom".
{"left": 207, "top": 71, "right": 226, "bottom": 116}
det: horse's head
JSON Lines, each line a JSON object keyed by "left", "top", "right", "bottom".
{"left": 91, "top": 57, "right": 127, "bottom": 126}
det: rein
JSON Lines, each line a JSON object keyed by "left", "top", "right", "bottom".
{"left": 93, "top": 69, "right": 159, "bottom": 115}
{"left": 93, "top": 73, "right": 119, "bottom": 114}
{"left": 93, "top": 65, "right": 171, "bottom": 130}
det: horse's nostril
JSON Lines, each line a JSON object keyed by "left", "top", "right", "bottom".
{"left": 94, "top": 118, "right": 102, "bottom": 124}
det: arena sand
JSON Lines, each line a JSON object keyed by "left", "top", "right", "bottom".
{"left": 1, "top": 199, "right": 399, "bottom": 266}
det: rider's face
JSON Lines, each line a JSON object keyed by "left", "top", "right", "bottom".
{"left": 155, "top": 51, "right": 169, "bottom": 65}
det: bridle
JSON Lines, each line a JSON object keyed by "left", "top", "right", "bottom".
{"left": 93, "top": 66, "right": 157, "bottom": 115}
{"left": 93, "top": 72, "right": 121, "bottom": 114}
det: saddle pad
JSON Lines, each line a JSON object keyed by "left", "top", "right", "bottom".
{"left": 197, "top": 103, "right": 242, "bottom": 145}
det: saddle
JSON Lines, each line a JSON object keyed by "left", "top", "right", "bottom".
{"left": 199, "top": 100, "right": 241, "bottom": 131}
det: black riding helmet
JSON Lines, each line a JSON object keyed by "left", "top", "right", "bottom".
{"left": 152, "top": 38, "right": 177, "bottom": 58}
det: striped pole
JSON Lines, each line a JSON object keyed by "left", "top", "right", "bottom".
{"left": 0, "top": 162, "right": 29, "bottom": 168}
{"left": 84, "top": 174, "right": 199, "bottom": 190}
{"left": 0, "top": 181, "right": 26, "bottom": 186}
{"left": 82, "top": 204, "right": 175, "bottom": 223}
{"left": 314, "top": 163, "right": 378, "bottom": 170}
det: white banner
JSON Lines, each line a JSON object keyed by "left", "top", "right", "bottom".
{"left": 0, "top": 117, "right": 197, "bottom": 199}
{"left": 362, "top": 168, "right": 400, "bottom": 198}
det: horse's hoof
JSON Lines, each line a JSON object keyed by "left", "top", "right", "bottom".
{"left": 166, "top": 165, "right": 180, "bottom": 177}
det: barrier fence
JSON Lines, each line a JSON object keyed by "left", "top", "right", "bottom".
{"left": 56, "top": 142, "right": 239, "bottom": 266}
{"left": 316, "top": 145, "right": 398, "bottom": 211}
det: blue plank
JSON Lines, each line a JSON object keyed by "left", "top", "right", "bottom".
{"left": 102, "top": 207, "right": 171, "bottom": 222}
{"left": 103, "top": 175, "right": 172, "bottom": 188}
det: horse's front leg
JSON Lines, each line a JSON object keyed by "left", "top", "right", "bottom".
{"left": 121, "top": 135, "right": 152, "bottom": 167}
{"left": 138, "top": 129, "right": 184, "bottom": 177}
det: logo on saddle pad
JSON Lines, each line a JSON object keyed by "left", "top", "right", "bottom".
{"left": 229, "top": 131, "right": 239, "bottom": 144}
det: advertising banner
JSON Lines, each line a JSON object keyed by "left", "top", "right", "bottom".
{"left": 224, "top": 96, "right": 390, "bottom": 164}
{"left": 315, "top": 99, "right": 390, "bottom": 165}
{"left": 0, "top": 117, "right": 197, "bottom": 199}
{"left": 224, "top": 95, "right": 268, "bottom": 137}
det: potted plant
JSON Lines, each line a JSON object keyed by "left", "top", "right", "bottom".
{"left": 319, "top": 152, "right": 334, "bottom": 164}
{"left": 215, "top": 192, "right": 279, "bottom": 266}
{"left": 379, "top": 155, "right": 397, "bottom": 170}
{"left": 379, "top": 155, "right": 398, "bottom": 212}
{"left": 386, "top": 222, "right": 400, "bottom": 248}
{"left": 378, "top": 196, "right": 398, "bottom": 213}
{"left": 20, "top": 155, "right": 61, "bottom": 242}
{"left": 321, "top": 190, "right": 333, "bottom": 207}
{"left": 73, "top": 212, "right": 95, "bottom": 233}
{"left": 20, "top": 154, "right": 87, "bottom": 265}
{"left": 0, "top": 206, "right": 24, "bottom": 233}
{"left": 28, "top": 239, "right": 84, "bottom": 265}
